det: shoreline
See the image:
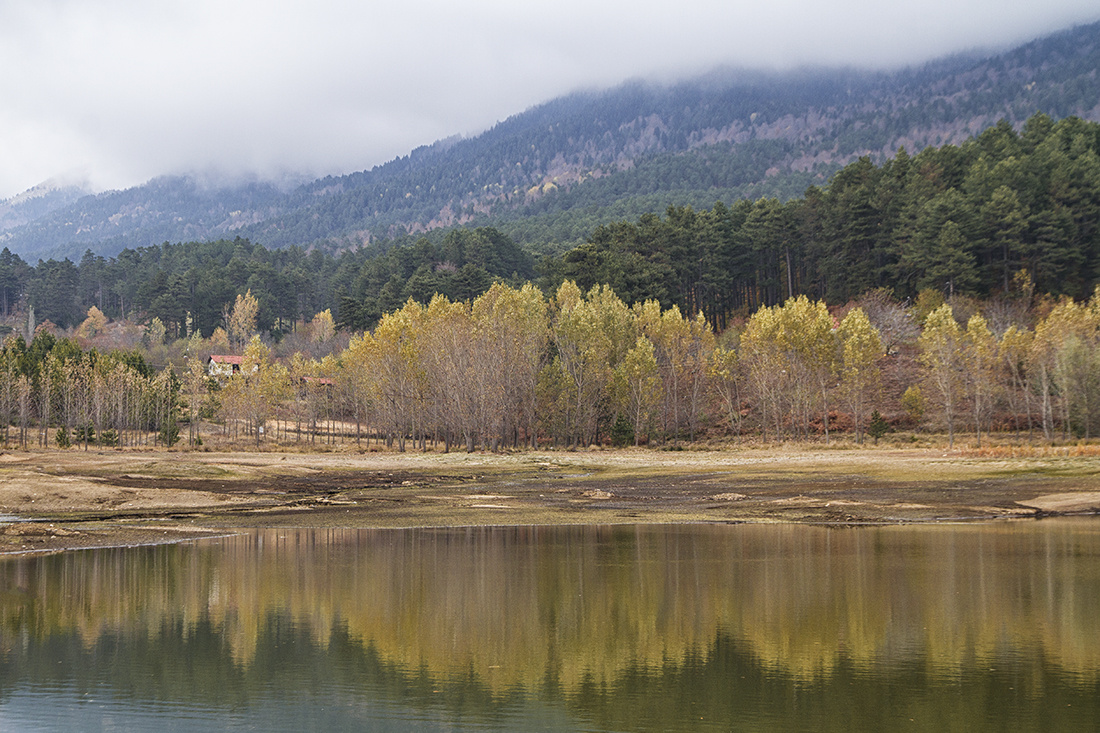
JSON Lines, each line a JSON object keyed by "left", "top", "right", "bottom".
{"left": 1, "top": 445, "right": 1099, "bottom": 555}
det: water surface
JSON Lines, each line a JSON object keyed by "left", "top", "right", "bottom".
{"left": 1, "top": 521, "right": 1098, "bottom": 731}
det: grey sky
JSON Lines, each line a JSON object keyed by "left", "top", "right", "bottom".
{"left": 2, "top": 0, "right": 1098, "bottom": 199}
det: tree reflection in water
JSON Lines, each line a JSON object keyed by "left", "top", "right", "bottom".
{"left": 1, "top": 521, "right": 1098, "bottom": 731}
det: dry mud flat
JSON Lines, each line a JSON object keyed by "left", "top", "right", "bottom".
{"left": 1, "top": 447, "right": 1099, "bottom": 554}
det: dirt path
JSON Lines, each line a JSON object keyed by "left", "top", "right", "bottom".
{"left": 1, "top": 446, "right": 1098, "bottom": 554}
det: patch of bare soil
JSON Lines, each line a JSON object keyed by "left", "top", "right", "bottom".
{"left": 0, "top": 446, "right": 1097, "bottom": 554}
{"left": 1016, "top": 492, "right": 1100, "bottom": 514}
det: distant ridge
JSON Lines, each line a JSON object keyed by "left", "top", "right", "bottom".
{"left": 0, "top": 176, "right": 94, "bottom": 235}
{"left": 3, "top": 19, "right": 1100, "bottom": 261}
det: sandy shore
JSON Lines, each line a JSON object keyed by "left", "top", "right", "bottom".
{"left": 1, "top": 445, "right": 1099, "bottom": 554}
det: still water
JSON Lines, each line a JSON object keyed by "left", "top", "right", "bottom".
{"left": 1, "top": 521, "right": 1098, "bottom": 731}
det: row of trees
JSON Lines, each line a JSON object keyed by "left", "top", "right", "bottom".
{"left": 3, "top": 227, "right": 532, "bottom": 337}
{"left": 200, "top": 281, "right": 1100, "bottom": 451}
{"left": 5, "top": 277, "right": 1100, "bottom": 449}
{"left": 0, "top": 333, "right": 176, "bottom": 449}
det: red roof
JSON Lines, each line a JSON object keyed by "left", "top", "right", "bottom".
{"left": 209, "top": 355, "right": 244, "bottom": 364}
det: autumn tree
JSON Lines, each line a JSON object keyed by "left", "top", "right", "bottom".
{"left": 1031, "top": 298, "right": 1096, "bottom": 438}
{"left": 339, "top": 334, "right": 379, "bottom": 446}
{"left": 311, "top": 309, "right": 336, "bottom": 344}
{"left": 919, "top": 304, "right": 965, "bottom": 447}
{"left": 75, "top": 306, "right": 109, "bottom": 342}
{"left": 612, "top": 336, "right": 662, "bottom": 445}
{"left": 371, "top": 301, "right": 428, "bottom": 451}
{"left": 999, "top": 325, "right": 1034, "bottom": 433}
{"left": 740, "top": 305, "right": 787, "bottom": 440}
{"left": 419, "top": 295, "right": 476, "bottom": 450}
{"left": 837, "top": 307, "right": 883, "bottom": 443}
{"left": 780, "top": 297, "right": 838, "bottom": 441}
{"left": 184, "top": 356, "right": 209, "bottom": 447}
{"left": 636, "top": 301, "right": 714, "bottom": 442}
{"left": 708, "top": 341, "right": 743, "bottom": 438}
{"left": 227, "top": 289, "right": 259, "bottom": 352}
{"left": 742, "top": 297, "right": 837, "bottom": 440}
{"left": 550, "top": 282, "right": 634, "bottom": 446}
{"left": 963, "top": 313, "right": 997, "bottom": 446}
{"left": 221, "top": 336, "right": 289, "bottom": 447}
{"left": 472, "top": 283, "right": 548, "bottom": 448}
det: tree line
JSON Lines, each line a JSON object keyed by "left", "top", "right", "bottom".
{"left": 9, "top": 277, "right": 1100, "bottom": 452}
{"left": 0, "top": 331, "right": 176, "bottom": 449}
{"left": 1, "top": 227, "right": 532, "bottom": 338}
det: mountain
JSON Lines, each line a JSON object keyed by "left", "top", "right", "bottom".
{"left": 4, "top": 20, "right": 1100, "bottom": 261}
{"left": 0, "top": 176, "right": 94, "bottom": 234}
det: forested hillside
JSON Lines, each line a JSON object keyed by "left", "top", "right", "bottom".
{"left": 2, "top": 227, "right": 533, "bottom": 335}
{"left": 3, "top": 20, "right": 1099, "bottom": 260}
{"left": 548, "top": 113, "right": 1100, "bottom": 330}
{"left": 0, "top": 180, "right": 93, "bottom": 234}
{"left": 2, "top": 112, "right": 1098, "bottom": 338}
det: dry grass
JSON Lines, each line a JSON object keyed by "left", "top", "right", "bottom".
{"left": 0, "top": 441, "right": 1098, "bottom": 555}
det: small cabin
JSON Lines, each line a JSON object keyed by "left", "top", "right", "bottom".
{"left": 207, "top": 354, "right": 246, "bottom": 378}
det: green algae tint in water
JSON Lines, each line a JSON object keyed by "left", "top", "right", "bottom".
{"left": 0, "top": 521, "right": 1099, "bottom": 731}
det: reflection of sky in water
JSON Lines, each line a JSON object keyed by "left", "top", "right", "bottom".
{"left": 0, "top": 688, "right": 577, "bottom": 733}
{"left": 0, "top": 521, "right": 1098, "bottom": 731}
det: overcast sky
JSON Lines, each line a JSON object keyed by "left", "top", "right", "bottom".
{"left": 2, "top": 0, "right": 1098, "bottom": 200}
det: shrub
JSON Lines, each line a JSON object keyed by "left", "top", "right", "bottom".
{"left": 610, "top": 414, "right": 635, "bottom": 447}
{"left": 868, "top": 410, "right": 889, "bottom": 444}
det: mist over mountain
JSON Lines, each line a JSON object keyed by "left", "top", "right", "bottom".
{"left": 0, "top": 176, "right": 94, "bottom": 234}
{"left": 4, "top": 20, "right": 1099, "bottom": 262}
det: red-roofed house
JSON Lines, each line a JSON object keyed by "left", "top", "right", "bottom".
{"left": 207, "top": 354, "right": 246, "bottom": 378}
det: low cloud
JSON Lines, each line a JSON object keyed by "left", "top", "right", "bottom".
{"left": 1, "top": 0, "right": 1097, "bottom": 198}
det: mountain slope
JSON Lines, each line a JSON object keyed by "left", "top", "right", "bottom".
{"left": 4, "top": 20, "right": 1100, "bottom": 261}
{"left": 0, "top": 178, "right": 94, "bottom": 234}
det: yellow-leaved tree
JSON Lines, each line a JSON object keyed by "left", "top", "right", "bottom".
{"left": 999, "top": 325, "right": 1034, "bottom": 433}
{"left": 310, "top": 309, "right": 336, "bottom": 344}
{"left": 371, "top": 301, "right": 428, "bottom": 451}
{"left": 963, "top": 313, "right": 997, "bottom": 446}
{"left": 612, "top": 335, "right": 662, "bottom": 446}
{"left": 550, "top": 282, "right": 634, "bottom": 446}
{"left": 707, "top": 340, "right": 743, "bottom": 438}
{"left": 472, "top": 283, "right": 548, "bottom": 449}
{"left": 779, "top": 297, "right": 837, "bottom": 441}
{"left": 740, "top": 304, "right": 786, "bottom": 440}
{"left": 227, "top": 290, "right": 259, "bottom": 352}
{"left": 837, "top": 307, "right": 883, "bottom": 444}
{"left": 76, "top": 306, "right": 109, "bottom": 341}
{"left": 221, "top": 336, "right": 289, "bottom": 447}
{"left": 919, "top": 304, "right": 964, "bottom": 447}
{"left": 1031, "top": 297, "right": 1099, "bottom": 439}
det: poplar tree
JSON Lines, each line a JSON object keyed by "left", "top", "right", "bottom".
{"left": 919, "top": 304, "right": 964, "bottom": 447}
{"left": 708, "top": 344, "right": 743, "bottom": 438}
{"left": 963, "top": 313, "right": 997, "bottom": 446}
{"left": 612, "top": 336, "right": 661, "bottom": 446}
{"left": 227, "top": 290, "right": 259, "bottom": 352}
{"left": 838, "top": 307, "right": 883, "bottom": 443}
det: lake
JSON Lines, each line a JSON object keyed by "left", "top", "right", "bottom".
{"left": 1, "top": 520, "right": 1098, "bottom": 731}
